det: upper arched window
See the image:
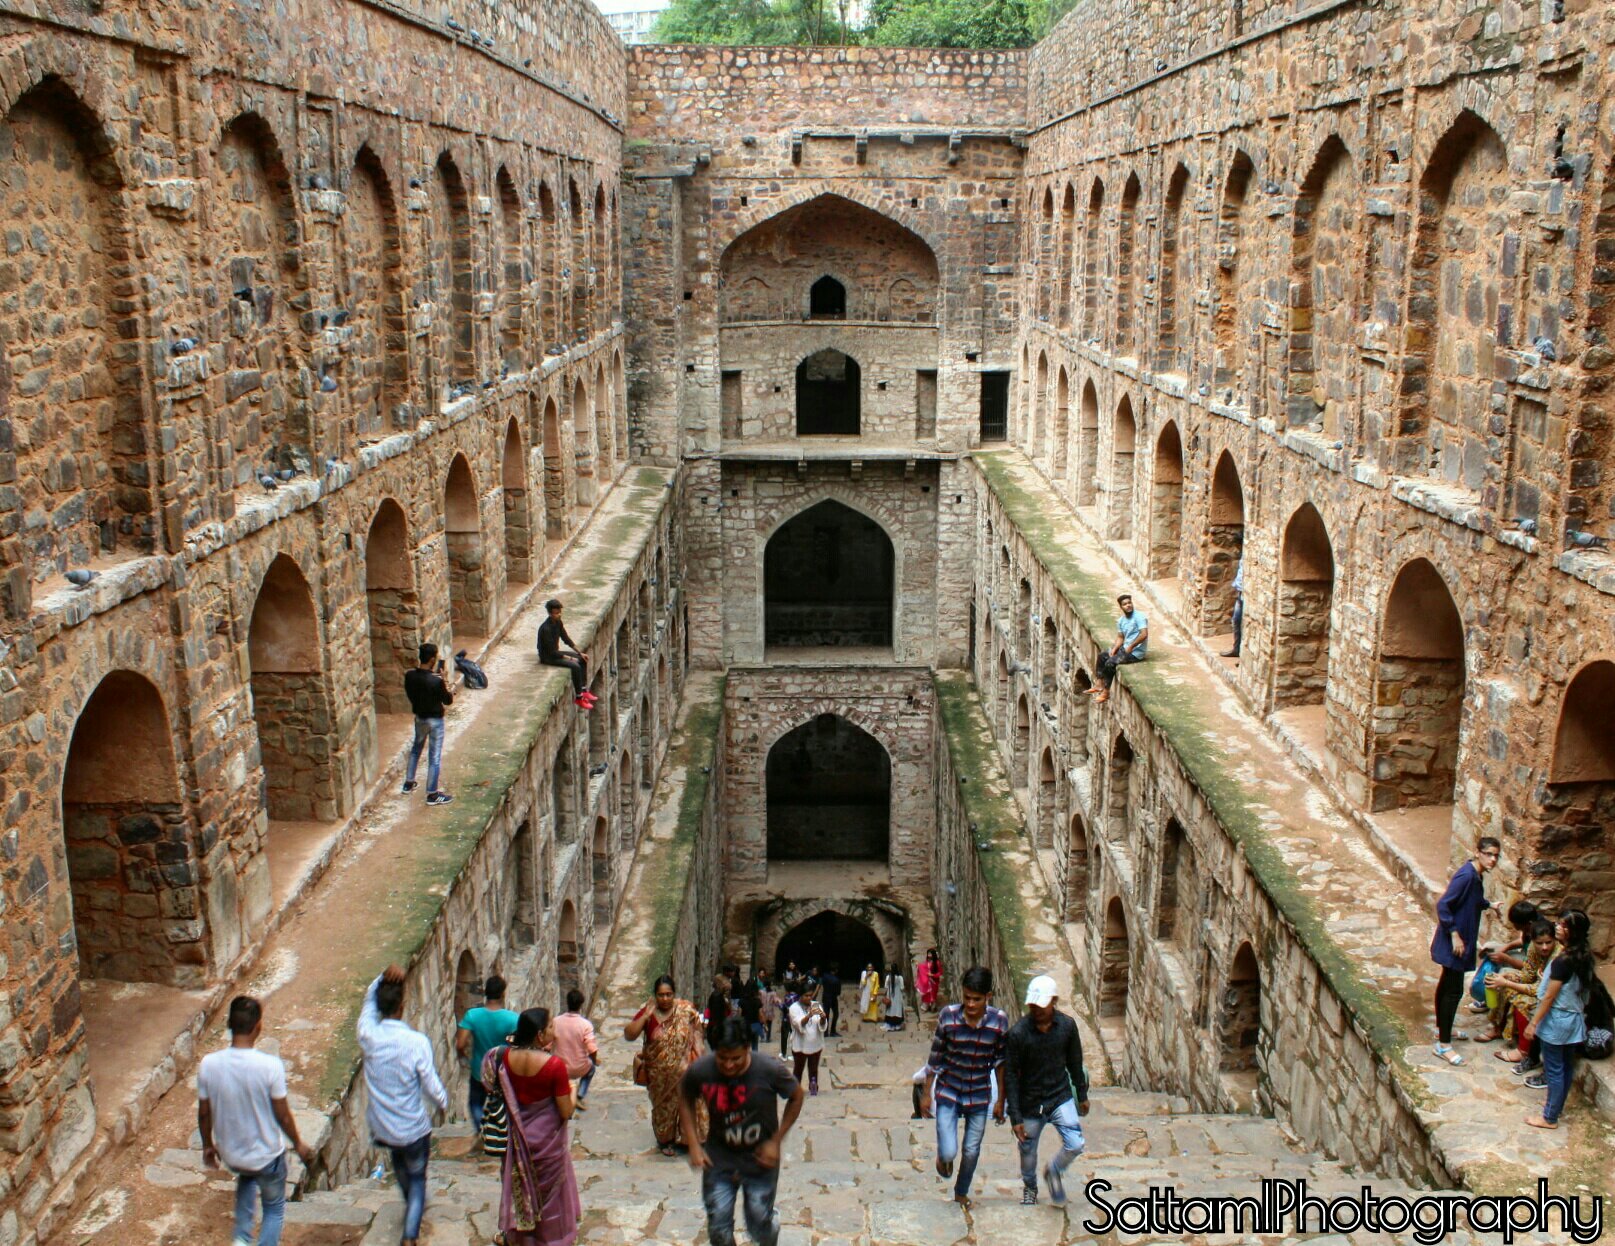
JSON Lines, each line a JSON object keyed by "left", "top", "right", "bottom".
{"left": 810, "top": 275, "right": 846, "bottom": 319}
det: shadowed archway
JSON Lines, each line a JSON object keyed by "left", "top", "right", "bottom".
{"left": 764, "top": 500, "right": 893, "bottom": 648}
{"left": 766, "top": 714, "right": 891, "bottom": 862}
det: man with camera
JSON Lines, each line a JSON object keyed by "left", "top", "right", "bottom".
{"left": 402, "top": 642, "right": 455, "bottom": 806}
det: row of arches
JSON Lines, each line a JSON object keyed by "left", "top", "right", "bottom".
{"left": 1026, "top": 107, "right": 1595, "bottom": 518}
{"left": 0, "top": 73, "right": 620, "bottom": 603}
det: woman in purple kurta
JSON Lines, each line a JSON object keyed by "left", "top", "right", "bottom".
{"left": 1429, "top": 837, "right": 1500, "bottom": 1064}
{"left": 482, "top": 1008, "right": 581, "bottom": 1246}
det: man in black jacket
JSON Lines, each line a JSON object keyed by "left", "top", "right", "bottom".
{"left": 537, "top": 598, "right": 594, "bottom": 710}
{"left": 1003, "top": 975, "right": 1088, "bottom": 1207}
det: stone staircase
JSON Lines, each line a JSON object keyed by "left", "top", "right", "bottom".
{"left": 282, "top": 1025, "right": 1430, "bottom": 1245}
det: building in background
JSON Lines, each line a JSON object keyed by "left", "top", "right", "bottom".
{"left": 593, "top": 0, "right": 671, "bottom": 44}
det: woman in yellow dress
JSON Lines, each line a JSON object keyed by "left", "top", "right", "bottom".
{"left": 860, "top": 965, "right": 883, "bottom": 1023}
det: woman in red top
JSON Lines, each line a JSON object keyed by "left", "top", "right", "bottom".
{"left": 481, "top": 1008, "right": 580, "bottom": 1246}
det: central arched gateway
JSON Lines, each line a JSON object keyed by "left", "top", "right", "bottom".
{"left": 764, "top": 499, "right": 894, "bottom": 649}
{"left": 767, "top": 713, "right": 890, "bottom": 861}
{"left": 774, "top": 910, "right": 886, "bottom": 980}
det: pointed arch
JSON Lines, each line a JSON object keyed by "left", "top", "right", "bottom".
{"left": 1372, "top": 559, "right": 1465, "bottom": 813}
{"left": 1053, "top": 366, "right": 1071, "bottom": 479}
{"left": 1077, "top": 378, "right": 1100, "bottom": 506}
{"left": 1214, "top": 150, "right": 1256, "bottom": 403}
{"left": 1275, "top": 503, "right": 1335, "bottom": 708}
{"left": 1202, "top": 450, "right": 1246, "bottom": 638}
{"left": 444, "top": 453, "right": 489, "bottom": 637}
{"left": 365, "top": 498, "right": 418, "bottom": 714}
{"left": 495, "top": 165, "right": 524, "bottom": 370}
{"left": 249, "top": 554, "right": 339, "bottom": 820}
{"left": 540, "top": 395, "right": 567, "bottom": 539}
{"left": 1149, "top": 420, "right": 1184, "bottom": 579}
{"left": 1058, "top": 182, "right": 1077, "bottom": 327}
{"left": 1081, "top": 177, "right": 1105, "bottom": 339}
{"left": 1108, "top": 394, "right": 1137, "bottom": 542}
{"left": 1158, "top": 162, "right": 1192, "bottom": 373}
{"left": 1115, "top": 173, "right": 1141, "bottom": 356}
{"left": 767, "top": 713, "right": 891, "bottom": 862}
{"left": 572, "top": 375, "right": 595, "bottom": 507}
{"left": 539, "top": 180, "right": 560, "bottom": 347}
{"left": 1290, "top": 136, "right": 1358, "bottom": 433}
{"left": 503, "top": 418, "right": 533, "bottom": 584}
{"left": 433, "top": 152, "right": 474, "bottom": 386}
{"left": 347, "top": 145, "right": 405, "bottom": 437}
{"left": 764, "top": 499, "right": 893, "bottom": 649}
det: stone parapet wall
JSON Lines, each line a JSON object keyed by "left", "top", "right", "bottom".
{"left": 974, "top": 455, "right": 1446, "bottom": 1185}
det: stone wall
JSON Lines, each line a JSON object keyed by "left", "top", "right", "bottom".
{"left": 721, "top": 666, "right": 936, "bottom": 888}
{"left": 1012, "top": 0, "right": 1615, "bottom": 946}
{"left": 975, "top": 467, "right": 1446, "bottom": 1184}
{"left": 0, "top": 0, "right": 631, "bottom": 1230}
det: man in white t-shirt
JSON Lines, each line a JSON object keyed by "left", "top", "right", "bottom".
{"left": 197, "top": 996, "right": 315, "bottom": 1246}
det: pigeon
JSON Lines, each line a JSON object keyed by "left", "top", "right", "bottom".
{"left": 1570, "top": 530, "right": 1607, "bottom": 549}
{"left": 1262, "top": 179, "right": 1282, "bottom": 195}
{"left": 309, "top": 173, "right": 330, "bottom": 190}
{"left": 170, "top": 337, "right": 197, "bottom": 355}
{"left": 276, "top": 468, "right": 295, "bottom": 481}
{"left": 331, "top": 309, "right": 350, "bottom": 326}
{"left": 259, "top": 473, "right": 279, "bottom": 491}
{"left": 320, "top": 374, "right": 338, "bottom": 393}
{"left": 1532, "top": 336, "right": 1557, "bottom": 362}
{"left": 1515, "top": 517, "right": 1538, "bottom": 534}
{"left": 65, "top": 569, "right": 96, "bottom": 588}
{"left": 469, "top": 29, "right": 483, "bottom": 43}
{"left": 446, "top": 17, "right": 463, "bottom": 31}
{"left": 409, "top": 177, "right": 422, "bottom": 190}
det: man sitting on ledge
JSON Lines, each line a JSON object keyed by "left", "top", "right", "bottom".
{"left": 1089, "top": 593, "right": 1147, "bottom": 705}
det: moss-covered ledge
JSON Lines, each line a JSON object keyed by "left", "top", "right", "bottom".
{"left": 973, "top": 451, "right": 1414, "bottom": 1082}
{"left": 313, "top": 467, "right": 676, "bottom": 1103}
{"left": 638, "top": 676, "right": 727, "bottom": 989}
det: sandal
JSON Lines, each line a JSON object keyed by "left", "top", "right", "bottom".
{"left": 659, "top": 1143, "right": 678, "bottom": 1157}
{"left": 953, "top": 1195, "right": 973, "bottom": 1211}
{"left": 1494, "top": 1049, "right": 1525, "bottom": 1063}
{"left": 1475, "top": 1029, "right": 1503, "bottom": 1043}
{"left": 1432, "top": 1044, "right": 1465, "bottom": 1066}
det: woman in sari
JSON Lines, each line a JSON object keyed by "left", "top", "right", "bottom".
{"left": 859, "top": 964, "right": 882, "bottom": 1023}
{"left": 624, "top": 974, "right": 707, "bottom": 1156}
{"left": 916, "top": 949, "right": 943, "bottom": 1012}
{"left": 481, "top": 1007, "right": 581, "bottom": 1246}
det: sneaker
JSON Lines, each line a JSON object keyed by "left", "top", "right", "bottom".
{"left": 580, "top": 691, "right": 599, "bottom": 704}
{"left": 1465, "top": 998, "right": 1492, "bottom": 1013}
{"left": 1021, "top": 1185, "right": 1038, "bottom": 1206}
{"left": 1512, "top": 1058, "right": 1541, "bottom": 1077}
{"left": 401, "top": 780, "right": 418, "bottom": 794}
{"left": 1044, "top": 1159, "right": 1067, "bottom": 1206}
{"left": 575, "top": 695, "right": 593, "bottom": 710}
{"left": 809, "top": 1079, "right": 818, "bottom": 1097}
{"left": 426, "top": 791, "right": 455, "bottom": 806}
{"left": 1522, "top": 1073, "right": 1546, "bottom": 1090}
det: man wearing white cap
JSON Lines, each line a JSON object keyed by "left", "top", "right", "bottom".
{"left": 1003, "top": 974, "right": 1089, "bottom": 1207}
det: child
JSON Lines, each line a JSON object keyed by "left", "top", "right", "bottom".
{"left": 1487, "top": 919, "right": 1556, "bottom": 1063}
{"left": 1474, "top": 901, "right": 1541, "bottom": 1039}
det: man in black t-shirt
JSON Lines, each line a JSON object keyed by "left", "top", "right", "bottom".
{"left": 679, "top": 1018, "right": 805, "bottom": 1246}
{"left": 402, "top": 643, "right": 454, "bottom": 806}
{"left": 536, "top": 598, "right": 594, "bottom": 709}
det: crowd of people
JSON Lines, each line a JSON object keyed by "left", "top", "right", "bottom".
{"left": 1429, "top": 837, "right": 1608, "bottom": 1131}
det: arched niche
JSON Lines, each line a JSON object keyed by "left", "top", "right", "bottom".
{"left": 764, "top": 499, "right": 893, "bottom": 649}
{"left": 1372, "top": 558, "right": 1465, "bottom": 813}
{"left": 766, "top": 714, "right": 891, "bottom": 862}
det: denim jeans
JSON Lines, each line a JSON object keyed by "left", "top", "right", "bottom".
{"left": 232, "top": 1151, "right": 287, "bottom": 1246}
{"left": 1017, "top": 1098, "right": 1085, "bottom": 1188}
{"left": 750, "top": 1021, "right": 766, "bottom": 1051}
{"left": 406, "top": 716, "right": 446, "bottom": 794}
{"left": 934, "top": 1100, "right": 988, "bottom": 1198}
{"left": 1541, "top": 1041, "right": 1577, "bottom": 1124}
{"left": 577, "top": 1066, "right": 595, "bottom": 1100}
{"left": 701, "top": 1165, "right": 779, "bottom": 1246}
{"left": 468, "top": 1078, "right": 486, "bottom": 1132}
{"left": 388, "top": 1133, "right": 431, "bottom": 1240}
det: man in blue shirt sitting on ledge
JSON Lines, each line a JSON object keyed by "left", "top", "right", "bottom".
{"left": 1090, "top": 593, "right": 1148, "bottom": 705}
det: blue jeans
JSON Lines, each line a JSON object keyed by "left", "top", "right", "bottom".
{"left": 701, "top": 1166, "right": 779, "bottom": 1246}
{"left": 934, "top": 1100, "right": 988, "bottom": 1198}
{"left": 388, "top": 1133, "right": 431, "bottom": 1240}
{"left": 468, "top": 1078, "right": 486, "bottom": 1132}
{"left": 1017, "top": 1098, "right": 1085, "bottom": 1188}
{"left": 577, "top": 1066, "right": 595, "bottom": 1101}
{"left": 1541, "top": 1041, "right": 1576, "bottom": 1124}
{"left": 406, "top": 716, "right": 445, "bottom": 793}
{"left": 232, "top": 1151, "right": 287, "bottom": 1246}
{"left": 750, "top": 1021, "right": 766, "bottom": 1051}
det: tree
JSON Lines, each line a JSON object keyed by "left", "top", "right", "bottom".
{"left": 654, "top": 0, "right": 857, "bottom": 44}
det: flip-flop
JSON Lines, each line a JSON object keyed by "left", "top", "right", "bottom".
{"left": 1433, "top": 1045, "right": 1465, "bottom": 1065}
{"left": 1494, "top": 1049, "right": 1525, "bottom": 1063}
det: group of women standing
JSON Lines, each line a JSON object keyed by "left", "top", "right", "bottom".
{"left": 856, "top": 948, "right": 942, "bottom": 1029}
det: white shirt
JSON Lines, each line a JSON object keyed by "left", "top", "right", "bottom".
{"left": 197, "top": 1046, "right": 288, "bottom": 1173}
{"left": 788, "top": 1000, "right": 825, "bottom": 1055}
{"left": 358, "top": 976, "right": 449, "bottom": 1147}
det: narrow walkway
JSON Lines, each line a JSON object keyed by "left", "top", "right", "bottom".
{"left": 978, "top": 451, "right": 1615, "bottom": 1195}
{"left": 67, "top": 468, "right": 674, "bottom": 1244}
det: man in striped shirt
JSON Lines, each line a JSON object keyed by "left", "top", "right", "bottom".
{"left": 358, "top": 965, "right": 449, "bottom": 1246}
{"left": 919, "top": 965, "right": 1008, "bottom": 1208}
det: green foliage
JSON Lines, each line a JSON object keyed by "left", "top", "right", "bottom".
{"left": 652, "top": 0, "right": 1073, "bottom": 47}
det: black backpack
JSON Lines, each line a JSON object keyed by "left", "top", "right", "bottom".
{"left": 1583, "top": 974, "right": 1613, "bottom": 1060}
{"left": 454, "top": 650, "right": 489, "bottom": 690}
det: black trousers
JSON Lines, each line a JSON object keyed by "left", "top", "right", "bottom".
{"left": 1096, "top": 649, "right": 1142, "bottom": 689}
{"left": 825, "top": 997, "right": 840, "bottom": 1036}
{"left": 1434, "top": 965, "right": 1466, "bottom": 1043}
{"left": 543, "top": 653, "right": 587, "bottom": 695}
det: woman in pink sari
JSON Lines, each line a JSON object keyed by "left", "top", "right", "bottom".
{"left": 917, "top": 948, "right": 943, "bottom": 1011}
{"left": 481, "top": 1008, "right": 581, "bottom": 1246}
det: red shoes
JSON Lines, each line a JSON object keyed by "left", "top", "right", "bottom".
{"left": 575, "top": 691, "right": 597, "bottom": 710}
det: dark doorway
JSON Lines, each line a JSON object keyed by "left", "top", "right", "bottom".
{"left": 809, "top": 275, "right": 846, "bottom": 319}
{"left": 979, "top": 371, "right": 1009, "bottom": 442}
{"left": 764, "top": 500, "right": 893, "bottom": 647}
{"left": 796, "top": 349, "right": 861, "bottom": 435}
{"left": 775, "top": 911, "right": 884, "bottom": 980}
{"left": 767, "top": 714, "right": 890, "bottom": 861}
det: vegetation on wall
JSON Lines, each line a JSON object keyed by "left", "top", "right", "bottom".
{"left": 652, "top": 0, "right": 1082, "bottom": 47}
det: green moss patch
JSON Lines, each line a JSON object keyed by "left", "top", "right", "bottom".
{"left": 636, "top": 677, "right": 727, "bottom": 988}
{"left": 974, "top": 452, "right": 1413, "bottom": 1079}
{"left": 934, "top": 671, "right": 1038, "bottom": 1000}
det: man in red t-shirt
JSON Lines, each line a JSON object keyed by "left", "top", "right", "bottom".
{"left": 550, "top": 989, "right": 599, "bottom": 1110}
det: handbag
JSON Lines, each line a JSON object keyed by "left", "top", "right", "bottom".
{"left": 632, "top": 1049, "right": 650, "bottom": 1086}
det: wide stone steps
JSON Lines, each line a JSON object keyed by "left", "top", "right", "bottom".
{"left": 287, "top": 1071, "right": 1431, "bottom": 1244}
